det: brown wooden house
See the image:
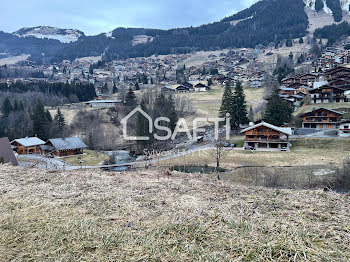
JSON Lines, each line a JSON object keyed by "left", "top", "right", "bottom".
{"left": 325, "top": 66, "right": 350, "bottom": 80}
{"left": 241, "top": 122, "right": 292, "bottom": 151}
{"left": 300, "top": 108, "right": 343, "bottom": 129}
{"left": 44, "top": 137, "right": 88, "bottom": 157}
{"left": 11, "top": 137, "right": 45, "bottom": 155}
{"left": 309, "top": 85, "right": 347, "bottom": 104}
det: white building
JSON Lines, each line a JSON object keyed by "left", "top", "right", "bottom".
{"left": 339, "top": 122, "right": 350, "bottom": 137}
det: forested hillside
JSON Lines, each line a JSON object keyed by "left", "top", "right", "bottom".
{"left": 314, "top": 21, "right": 350, "bottom": 45}
{"left": 0, "top": 0, "right": 309, "bottom": 63}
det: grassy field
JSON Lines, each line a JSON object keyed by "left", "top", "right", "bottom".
{"left": 62, "top": 150, "right": 109, "bottom": 166}
{"left": 155, "top": 138, "right": 350, "bottom": 169}
{"left": 0, "top": 165, "right": 349, "bottom": 261}
{"left": 184, "top": 85, "right": 264, "bottom": 120}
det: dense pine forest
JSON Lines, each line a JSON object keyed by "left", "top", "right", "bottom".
{"left": 0, "top": 82, "right": 96, "bottom": 102}
{"left": 314, "top": 22, "right": 350, "bottom": 45}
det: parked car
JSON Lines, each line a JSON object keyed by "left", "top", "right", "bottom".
{"left": 223, "top": 142, "right": 231, "bottom": 147}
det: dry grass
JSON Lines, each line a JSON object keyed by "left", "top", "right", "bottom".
{"left": 0, "top": 165, "right": 350, "bottom": 261}
{"left": 185, "top": 85, "right": 264, "bottom": 120}
{"left": 61, "top": 150, "right": 109, "bottom": 166}
{"left": 156, "top": 138, "right": 350, "bottom": 169}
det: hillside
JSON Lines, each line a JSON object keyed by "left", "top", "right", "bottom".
{"left": 0, "top": 165, "right": 350, "bottom": 261}
{"left": 14, "top": 26, "right": 84, "bottom": 43}
{"left": 4, "top": 0, "right": 350, "bottom": 63}
{"left": 0, "top": 0, "right": 310, "bottom": 63}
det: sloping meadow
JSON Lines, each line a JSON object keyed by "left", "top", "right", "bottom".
{"left": 0, "top": 165, "right": 349, "bottom": 261}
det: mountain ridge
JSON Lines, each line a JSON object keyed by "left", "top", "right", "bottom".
{"left": 1, "top": 0, "right": 350, "bottom": 63}
{"left": 13, "top": 26, "right": 84, "bottom": 43}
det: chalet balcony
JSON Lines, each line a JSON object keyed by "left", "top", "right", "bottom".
{"left": 304, "top": 119, "right": 339, "bottom": 123}
{"left": 246, "top": 137, "right": 288, "bottom": 142}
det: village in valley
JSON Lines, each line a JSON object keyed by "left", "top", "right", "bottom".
{"left": 3, "top": 36, "right": 350, "bottom": 173}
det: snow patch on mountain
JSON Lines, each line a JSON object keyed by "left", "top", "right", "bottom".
{"left": 14, "top": 26, "right": 84, "bottom": 43}
{"left": 304, "top": 0, "right": 332, "bottom": 13}
{"left": 105, "top": 31, "right": 115, "bottom": 39}
{"left": 341, "top": 0, "right": 350, "bottom": 11}
{"left": 305, "top": 0, "right": 350, "bottom": 13}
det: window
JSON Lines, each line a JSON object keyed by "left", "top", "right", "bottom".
{"left": 344, "top": 126, "right": 349, "bottom": 129}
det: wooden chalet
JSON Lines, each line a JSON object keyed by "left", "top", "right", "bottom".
{"left": 175, "top": 85, "right": 191, "bottom": 93}
{"left": 300, "top": 108, "right": 343, "bottom": 129}
{"left": 324, "top": 66, "right": 350, "bottom": 80}
{"left": 161, "top": 86, "right": 176, "bottom": 94}
{"left": 194, "top": 83, "right": 209, "bottom": 92}
{"left": 182, "top": 81, "right": 194, "bottom": 89}
{"left": 43, "top": 137, "right": 88, "bottom": 157}
{"left": 0, "top": 137, "right": 18, "bottom": 166}
{"left": 279, "top": 86, "right": 297, "bottom": 96}
{"left": 282, "top": 77, "right": 299, "bottom": 86}
{"left": 241, "top": 122, "right": 292, "bottom": 151}
{"left": 309, "top": 85, "right": 347, "bottom": 104}
{"left": 11, "top": 137, "right": 45, "bottom": 155}
{"left": 298, "top": 73, "right": 318, "bottom": 85}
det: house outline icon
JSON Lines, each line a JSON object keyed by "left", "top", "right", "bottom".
{"left": 121, "top": 107, "right": 153, "bottom": 141}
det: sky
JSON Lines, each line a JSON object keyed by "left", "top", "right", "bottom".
{"left": 1, "top": 0, "right": 258, "bottom": 35}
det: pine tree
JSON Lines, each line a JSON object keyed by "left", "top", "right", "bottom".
{"left": 101, "top": 83, "right": 109, "bottom": 94}
{"left": 112, "top": 84, "right": 119, "bottom": 93}
{"left": 168, "top": 95, "right": 178, "bottom": 132}
{"left": 32, "top": 102, "right": 51, "bottom": 140}
{"left": 125, "top": 87, "right": 137, "bottom": 107}
{"left": 54, "top": 108, "right": 65, "bottom": 128}
{"left": 13, "top": 100, "right": 19, "bottom": 111}
{"left": 248, "top": 106, "right": 254, "bottom": 122}
{"left": 136, "top": 99, "right": 150, "bottom": 146}
{"left": 135, "top": 82, "right": 140, "bottom": 90}
{"left": 208, "top": 78, "right": 213, "bottom": 86}
{"left": 231, "top": 81, "right": 249, "bottom": 129}
{"left": 219, "top": 82, "right": 234, "bottom": 120}
{"left": 299, "top": 37, "right": 304, "bottom": 44}
{"left": 1, "top": 98, "right": 13, "bottom": 117}
{"left": 264, "top": 89, "right": 293, "bottom": 126}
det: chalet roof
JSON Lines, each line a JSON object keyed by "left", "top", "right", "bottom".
{"left": 325, "top": 66, "right": 350, "bottom": 74}
{"left": 12, "top": 137, "right": 45, "bottom": 147}
{"left": 195, "top": 83, "right": 208, "bottom": 88}
{"left": 0, "top": 137, "right": 18, "bottom": 166}
{"left": 86, "top": 100, "right": 122, "bottom": 104}
{"left": 48, "top": 137, "right": 88, "bottom": 151}
{"left": 279, "top": 86, "right": 296, "bottom": 91}
{"left": 313, "top": 81, "right": 328, "bottom": 89}
{"left": 300, "top": 108, "right": 344, "bottom": 117}
{"left": 241, "top": 122, "right": 292, "bottom": 136}
{"left": 309, "top": 85, "right": 346, "bottom": 93}
{"left": 182, "top": 82, "right": 194, "bottom": 88}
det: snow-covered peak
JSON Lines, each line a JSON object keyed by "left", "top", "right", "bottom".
{"left": 13, "top": 26, "right": 84, "bottom": 43}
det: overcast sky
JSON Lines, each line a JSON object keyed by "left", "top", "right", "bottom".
{"left": 1, "top": 0, "right": 258, "bottom": 35}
